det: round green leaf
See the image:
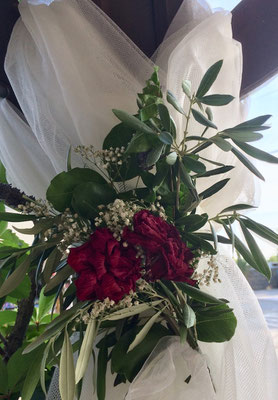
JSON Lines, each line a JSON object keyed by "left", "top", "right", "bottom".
{"left": 46, "top": 168, "right": 106, "bottom": 212}
{"left": 71, "top": 182, "right": 116, "bottom": 218}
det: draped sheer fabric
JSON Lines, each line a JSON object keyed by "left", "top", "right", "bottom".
{"left": 0, "top": 0, "right": 277, "bottom": 399}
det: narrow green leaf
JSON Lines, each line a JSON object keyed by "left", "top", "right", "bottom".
{"left": 0, "top": 212, "right": 37, "bottom": 222}
{"left": 38, "top": 288, "right": 56, "bottom": 322}
{"left": 196, "top": 60, "right": 223, "bottom": 98}
{"left": 221, "top": 222, "right": 257, "bottom": 269}
{"left": 196, "top": 232, "right": 231, "bottom": 244}
{"left": 222, "top": 131, "right": 263, "bottom": 142}
{"left": 146, "top": 144, "right": 164, "bottom": 167}
{"left": 0, "top": 160, "right": 7, "bottom": 184}
{"left": 128, "top": 309, "right": 163, "bottom": 353}
{"left": 183, "top": 156, "right": 206, "bottom": 174}
{"left": 166, "top": 90, "right": 185, "bottom": 115}
{"left": 21, "top": 345, "right": 46, "bottom": 400}
{"left": 209, "top": 221, "right": 218, "bottom": 251}
{"left": 175, "top": 282, "right": 224, "bottom": 304}
{"left": 67, "top": 146, "right": 72, "bottom": 171}
{"left": 192, "top": 108, "right": 218, "bottom": 129}
{"left": 40, "top": 339, "right": 54, "bottom": 395}
{"left": 75, "top": 319, "right": 98, "bottom": 383}
{"left": 182, "top": 80, "right": 191, "bottom": 99}
{"left": 44, "top": 264, "right": 72, "bottom": 294}
{"left": 231, "top": 147, "right": 264, "bottom": 181}
{"left": 43, "top": 248, "right": 63, "bottom": 284}
{"left": 97, "top": 339, "right": 109, "bottom": 400}
{"left": 112, "top": 109, "right": 154, "bottom": 134}
{"left": 239, "top": 220, "right": 271, "bottom": 280}
{"left": 59, "top": 329, "right": 75, "bottom": 400}
{"left": 220, "top": 204, "right": 256, "bottom": 213}
{"left": 176, "top": 214, "right": 208, "bottom": 231}
{"left": 234, "top": 141, "right": 278, "bottom": 163}
{"left": 240, "top": 217, "right": 278, "bottom": 245}
{"left": 210, "top": 136, "right": 232, "bottom": 151}
{"left": 139, "top": 104, "right": 158, "bottom": 122}
{"left": 0, "top": 255, "right": 31, "bottom": 298}
{"left": 158, "top": 104, "right": 171, "bottom": 131}
{"left": 198, "top": 94, "right": 234, "bottom": 106}
{"left": 231, "top": 115, "right": 271, "bottom": 129}
{"left": 198, "top": 165, "right": 234, "bottom": 177}
{"left": 179, "top": 161, "right": 199, "bottom": 202}
{"left": 183, "top": 304, "right": 196, "bottom": 328}
{"left": 158, "top": 131, "right": 173, "bottom": 145}
{"left": 199, "top": 178, "right": 229, "bottom": 200}
{"left": 103, "top": 301, "right": 162, "bottom": 321}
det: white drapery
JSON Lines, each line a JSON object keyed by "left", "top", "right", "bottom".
{"left": 1, "top": 0, "right": 277, "bottom": 399}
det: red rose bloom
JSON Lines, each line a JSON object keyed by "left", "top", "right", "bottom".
{"left": 68, "top": 228, "right": 141, "bottom": 302}
{"left": 123, "top": 210, "right": 195, "bottom": 284}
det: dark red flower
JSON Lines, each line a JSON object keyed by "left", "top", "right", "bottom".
{"left": 123, "top": 210, "right": 195, "bottom": 284}
{"left": 68, "top": 228, "right": 141, "bottom": 302}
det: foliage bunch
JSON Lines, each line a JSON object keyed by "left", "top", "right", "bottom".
{"left": 0, "top": 61, "right": 278, "bottom": 400}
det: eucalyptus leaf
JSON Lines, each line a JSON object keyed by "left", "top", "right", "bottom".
{"left": 231, "top": 147, "right": 264, "bottom": 181}
{"left": 112, "top": 109, "right": 154, "bottom": 134}
{"left": 179, "top": 161, "right": 199, "bottom": 202}
{"left": 196, "top": 60, "right": 223, "bottom": 98}
{"left": 40, "top": 339, "right": 54, "bottom": 395}
{"left": 233, "top": 141, "right": 278, "bottom": 163}
{"left": 198, "top": 94, "right": 234, "bottom": 106}
{"left": 230, "top": 115, "right": 271, "bottom": 130}
{"left": 59, "top": 329, "right": 75, "bottom": 400}
{"left": 192, "top": 109, "right": 218, "bottom": 129}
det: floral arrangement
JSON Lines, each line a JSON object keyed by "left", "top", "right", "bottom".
{"left": 1, "top": 61, "right": 278, "bottom": 400}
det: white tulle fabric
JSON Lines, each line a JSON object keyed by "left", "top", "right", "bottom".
{"left": 1, "top": 0, "right": 277, "bottom": 399}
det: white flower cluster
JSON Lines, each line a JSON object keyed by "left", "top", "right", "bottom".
{"left": 192, "top": 255, "right": 220, "bottom": 286}
{"left": 18, "top": 199, "right": 52, "bottom": 217}
{"left": 94, "top": 198, "right": 166, "bottom": 241}
{"left": 80, "top": 291, "right": 139, "bottom": 322}
{"left": 40, "top": 208, "right": 91, "bottom": 252}
{"left": 74, "top": 145, "right": 126, "bottom": 169}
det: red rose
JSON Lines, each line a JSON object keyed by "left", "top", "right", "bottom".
{"left": 68, "top": 228, "right": 141, "bottom": 302}
{"left": 123, "top": 210, "right": 195, "bottom": 284}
